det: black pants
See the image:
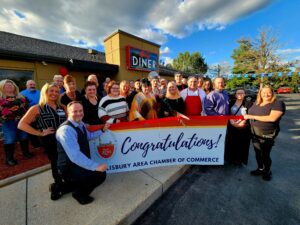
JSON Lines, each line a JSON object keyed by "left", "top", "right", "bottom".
{"left": 61, "top": 166, "right": 106, "bottom": 198}
{"left": 252, "top": 137, "right": 274, "bottom": 172}
{"left": 41, "top": 135, "right": 62, "bottom": 184}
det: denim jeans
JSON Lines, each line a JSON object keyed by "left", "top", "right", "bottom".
{"left": 2, "top": 120, "right": 28, "bottom": 144}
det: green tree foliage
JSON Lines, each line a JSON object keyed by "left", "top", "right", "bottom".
{"left": 231, "top": 28, "right": 290, "bottom": 75}
{"left": 290, "top": 73, "right": 300, "bottom": 92}
{"left": 172, "top": 51, "right": 208, "bottom": 74}
{"left": 228, "top": 27, "right": 300, "bottom": 91}
{"left": 231, "top": 39, "right": 256, "bottom": 74}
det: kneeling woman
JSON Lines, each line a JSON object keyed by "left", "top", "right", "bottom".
{"left": 244, "top": 85, "right": 285, "bottom": 181}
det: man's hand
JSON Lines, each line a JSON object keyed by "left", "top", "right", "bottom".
{"left": 96, "top": 164, "right": 107, "bottom": 172}
{"left": 103, "top": 123, "right": 111, "bottom": 131}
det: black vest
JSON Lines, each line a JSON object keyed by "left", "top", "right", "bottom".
{"left": 57, "top": 120, "right": 90, "bottom": 171}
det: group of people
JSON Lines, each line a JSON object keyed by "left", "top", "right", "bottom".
{"left": 0, "top": 71, "right": 285, "bottom": 205}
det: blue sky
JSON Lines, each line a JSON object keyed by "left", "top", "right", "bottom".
{"left": 0, "top": 0, "right": 299, "bottom": 70}
{"left": 162, "top": 0, "right": 300, "bottom": 67}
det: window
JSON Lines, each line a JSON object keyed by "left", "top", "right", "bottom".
{"left": 0, "top": 69, "right": 34, "bottom": 91}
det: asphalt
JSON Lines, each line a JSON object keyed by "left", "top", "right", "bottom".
{"left": 0, "top": 164, "right": 189, "bottom": 225}
{"left": 2, "top": 94, "right": 298, "bottom": 225}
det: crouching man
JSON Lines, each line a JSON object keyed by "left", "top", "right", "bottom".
{"left": 56, "top": 101, "right": 109, "bottom": 205}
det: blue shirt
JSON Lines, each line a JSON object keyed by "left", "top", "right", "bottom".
{"left": 204, "top": 90, "right": 229, "bottom": 116}
{"left": 20, "top": 89, "right": 40, "bottom": 107}
{"left": 56, "top": 119, "right": 104, "bottom": 171}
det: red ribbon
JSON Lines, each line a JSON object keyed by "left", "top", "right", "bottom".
{"left": 87, "top": 116, "right": 244, "bottom": 132}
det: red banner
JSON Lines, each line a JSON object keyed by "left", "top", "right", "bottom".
{"left": 87, "top": 116, "right": 243, "bottom": 132}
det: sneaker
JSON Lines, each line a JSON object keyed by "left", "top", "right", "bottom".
{"left": 49, "top": 183, "right": 63, "bottom": 201}
{"left": 262, "top": 171, "right": 272, "bottom": 181}
{"left": 250, "top": 168, "right": 264, "bottom": 176}
{"left": 72, "top": 193, "right": 94, "bottom": 205}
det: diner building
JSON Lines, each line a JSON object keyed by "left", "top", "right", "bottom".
{"left": 0, "top": 29, "right": 181, "bottom": 90}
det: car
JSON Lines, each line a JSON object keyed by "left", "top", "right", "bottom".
{"left": 297, "top": 84, "right": 300, "bottom": 93}
{"left": 277, "top": 86, "right": 291, "bottom": 94}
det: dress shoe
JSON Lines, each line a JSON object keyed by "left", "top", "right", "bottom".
{"left": 49, "top": 183, "right": 63, "bottom": 201}
{"left": 72, "top": 193, "right": 94, "bottom": 205}
{"left": 250, "top": 168, "right": 264, "bottom": 176}
{"left": 23, "top": 152, "right": 34, "bottom": 159}
{"left": 6, "top": 159, "right": 18, "bottom": 166}
{"left": 262, "top": 171, "right": 272, "bottom": 181}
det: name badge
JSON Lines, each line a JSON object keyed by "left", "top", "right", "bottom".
{"left": 56, "top": 109, "right": 65, "bottom": 117}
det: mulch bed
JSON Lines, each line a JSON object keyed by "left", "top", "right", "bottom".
{"left": 0, "top": 141, "right": 49, "bottom": 180}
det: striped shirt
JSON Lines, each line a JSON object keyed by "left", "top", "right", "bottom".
{"left": 37, "top": 104, "right": 67, "bottom": 130}
{"left": 98, "top": 95, "right": 129, "bottom": 123}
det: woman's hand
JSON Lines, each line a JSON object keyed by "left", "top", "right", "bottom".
{"left": 40, "top": 127, "right": 55, "bottom": 136}
{"left": 243, "top": 115, "right": 251, "bottom": 120}
{"left": 230, "top": 119, "right": 246, "bottom": 128}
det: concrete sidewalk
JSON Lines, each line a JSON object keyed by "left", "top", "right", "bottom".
{"left": 0, "top": 165, "right": 189, "bottom": 225}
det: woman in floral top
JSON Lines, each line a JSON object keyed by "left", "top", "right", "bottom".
{"left": 0, "top": 79, "right": 33, "bottom": 166}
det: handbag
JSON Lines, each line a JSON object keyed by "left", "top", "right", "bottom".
{"left": 251, "top": 126, "right": 279, "bottom": 140}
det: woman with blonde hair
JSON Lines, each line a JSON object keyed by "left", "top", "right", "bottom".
{"left": 18, "top": 82, "right": 68, "bottom": 200}
{"left": 120, "top": 80, "right": 138, "bottom": 109}
{"left": 0, "top": 79, "right": 33, "bottom": 166}
{"left": 244, "top": 85, "right": 285, "bottom": 181}
{"left": 160, "top": 81, "right": 185, "bottom": 117}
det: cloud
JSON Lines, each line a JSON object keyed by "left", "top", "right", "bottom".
{"left": 138, "top": 28, "right": 167, "bottom": 45}
{"left": 160, "top": 46, "right": 170, "bottom": 55}
{"left": 150, "top": 0, "right": 271, "bottom": 38}
{"left": 277, "top": 48, "right": 300, "bottom": 54}
{"left": 161, "top": 56, "right": 173, "bottom": 65}
{"left": 0, "top": 0, "right": 271, "bottom": 49}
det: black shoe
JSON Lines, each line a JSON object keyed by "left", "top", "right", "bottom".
{"left": 72, "top": 193, "right": 94, "bottom": 205}
{"left": 262, "top": 171, "right": 272, "bottom": 181}
{"left": 23, "top": 152, "right": 34, "bottom": 159}
{"left": 6, "top": 159, "right": 18, "bottom": 166}
{"left": 49, "top": 183, "right": 63, "bottom": 201}
{"left": 250, "top": 168, "right": 264, "bottom": 176}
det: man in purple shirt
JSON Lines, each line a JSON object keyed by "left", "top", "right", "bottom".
{"left": 56, "top": 101, "right": 109, "bottom": 205}
{"left": 204, "top": 77, "right": 229, "bottom": 116}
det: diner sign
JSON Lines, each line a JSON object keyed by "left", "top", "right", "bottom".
{"left": 89, "top": 116, "right": 232, "bottom": 173}
{"left": 126, "top": 46, "right": 158, "bottom": 71}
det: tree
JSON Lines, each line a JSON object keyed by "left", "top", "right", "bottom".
{"left": 231, "top": 38, "right": 257, "bottom": 74}
{"left": 231, "top": 28, "right": 291, "bottom": 76}
{"left": 172, "top": 51, "right": 208, "bottom": 74}
{"left": 208, "top": 62, "right": 231, "bottom": 78}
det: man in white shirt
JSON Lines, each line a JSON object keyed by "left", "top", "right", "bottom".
{"left": 180, "top": 76, "right": 206, "bottom": 116}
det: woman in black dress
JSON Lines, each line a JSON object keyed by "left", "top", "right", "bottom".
{"left": 160, "top": 81, "right": 185, "bottom": 118}
{"left": 225, "top": 89, "right": 252, "bottom": 166}
{"left": 80, "top": 81, "right": 102, "bottom": 125}
{"left": 60, "top": 75, "right": 81, "bottom": 106}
